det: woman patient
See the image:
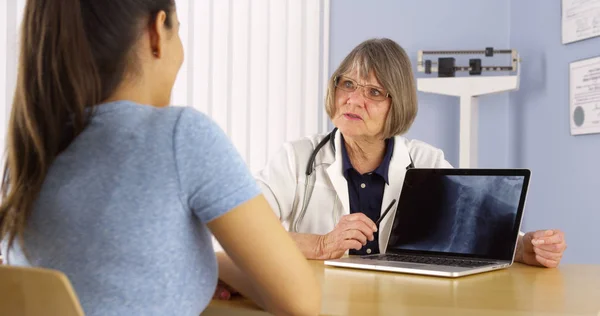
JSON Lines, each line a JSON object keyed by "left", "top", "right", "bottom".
{"left": 0, "top": 1, "right": 319, "bottom": 315}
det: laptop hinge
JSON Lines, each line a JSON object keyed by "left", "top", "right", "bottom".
{"left": 386, "top": 251, "right": 505, "bottom": 263}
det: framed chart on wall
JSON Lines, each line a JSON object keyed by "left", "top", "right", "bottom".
{"left": 562, "top": 0, "right": 600, "bottom": 44}
{"left": 569, "top": 56, "right": 600, "bottom": 135}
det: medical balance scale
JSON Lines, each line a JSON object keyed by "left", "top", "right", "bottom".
{"left": 416, "top": 48, "right": 521, "bottom": 168}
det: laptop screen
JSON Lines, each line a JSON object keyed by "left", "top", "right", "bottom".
{"left": 386, "top": 169, "right": 530, "bottom": 261}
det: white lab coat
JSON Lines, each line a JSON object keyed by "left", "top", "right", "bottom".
{"left": 255, "top": 129, "right": 453, "bottom": 254}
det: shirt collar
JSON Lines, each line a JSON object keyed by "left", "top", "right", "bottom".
{"left": 340, "top": 134, "right": 395, "bottom": 184}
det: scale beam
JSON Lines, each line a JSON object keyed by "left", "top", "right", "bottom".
{"left": 416, "top": 48, "right": 521, "bottom": 168}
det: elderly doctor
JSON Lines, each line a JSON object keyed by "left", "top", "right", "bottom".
{"left": 255, "top": 38, "right": 567, "bottom": 268}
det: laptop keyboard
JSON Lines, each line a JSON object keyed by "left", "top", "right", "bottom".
{"left": 365, "top": 254, "right": 494, "bottom": 268}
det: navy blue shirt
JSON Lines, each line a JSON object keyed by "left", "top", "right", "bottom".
{"left": 341, "top": 135, "right": 394, "bottom": 255}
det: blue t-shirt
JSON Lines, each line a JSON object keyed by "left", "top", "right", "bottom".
{"left": 1, "top": 101, "right": 261, "bottom": 315}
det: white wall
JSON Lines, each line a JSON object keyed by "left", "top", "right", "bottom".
{"left": 1, "top": 1, "right": 25, "bottom": 158}
{"left": 0, "top": 0, "right": 330, "bottom": 173}
{"left": 172, "top": 0, "right": 330, "bottom": 172}
{"left": 0, "top": 3, "right": 6, "bottom": 147}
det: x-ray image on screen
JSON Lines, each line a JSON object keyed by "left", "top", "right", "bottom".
{"left": 387, "top": 174, "right": 525, "bottom": 260}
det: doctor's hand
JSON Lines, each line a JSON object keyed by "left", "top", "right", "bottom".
{"left": 518, "top": 229, "right": 567, "bottom": 268}
{"left": 315, "top": 213, "right": 377, "bottom": 260}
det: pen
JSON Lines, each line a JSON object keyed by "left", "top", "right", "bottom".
{"left": 375, "top": 199, "right": 397, "bottom": 226}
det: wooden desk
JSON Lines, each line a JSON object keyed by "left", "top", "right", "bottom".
{"left": 203, "top": 260, "right": 600, "bottom": 316}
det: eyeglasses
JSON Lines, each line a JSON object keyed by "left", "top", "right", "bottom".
{"left": 334, "top": 76, "right": 390, "bottom": 101}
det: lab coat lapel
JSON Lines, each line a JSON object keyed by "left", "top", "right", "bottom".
{"left": 379, "top": 137, "right": 411, "bottom": 253}
{"left": 325, "top": 129, "right": 350, "bottom": 216}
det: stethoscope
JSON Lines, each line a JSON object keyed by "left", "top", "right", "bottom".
{"left": 291, "top": 127, "right": 415, "bottom": 232}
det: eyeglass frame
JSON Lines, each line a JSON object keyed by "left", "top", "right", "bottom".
{"left": 333, "top": 75, "right": 391, "bottom": 101}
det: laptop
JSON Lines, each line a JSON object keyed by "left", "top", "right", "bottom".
{"left": 324, "top": 168, "right": 531, "bottom": 278}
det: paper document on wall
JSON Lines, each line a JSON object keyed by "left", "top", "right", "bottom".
{"left": 570, "top": 56, "right": 600, "bottom": 135}
{"left": 562, "top": 0, "right": 600, "bottom": 44}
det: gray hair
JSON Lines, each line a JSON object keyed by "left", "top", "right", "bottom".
{"left": 325, "top": 38, "right": 417, "bottom": 138}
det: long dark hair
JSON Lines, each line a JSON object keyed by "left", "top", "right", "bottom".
{"left": 0, "top": 0, "right": 174, "bottom": 257}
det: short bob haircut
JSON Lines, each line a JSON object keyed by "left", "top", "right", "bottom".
{"left": 325, "top": 38, "right": 417, "bottom": 139}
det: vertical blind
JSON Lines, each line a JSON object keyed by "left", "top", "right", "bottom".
{"left": 1, "top": 1, "right": 26, "bottom": 155}
{"left": 0, "top": 0, "right": 331, "bottom": 173}
{"left": 171, "top": 0, "right": 331, "bottom": 172}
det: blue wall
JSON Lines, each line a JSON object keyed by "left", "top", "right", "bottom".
{"left": 330, "top": 0, "right": 599, "bottom": 263}
{"left": 509, "top": 0, "right": 600, "bottom": 264}
{"left": 329, "top": 0, "right": 511, "bottom": 168}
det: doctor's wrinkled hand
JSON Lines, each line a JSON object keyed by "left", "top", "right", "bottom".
{"left": 315, "top": 213, "right": 377, "bottom": 260}
{"left": 519, "top": 229, "right": 567, "bottom": 268}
